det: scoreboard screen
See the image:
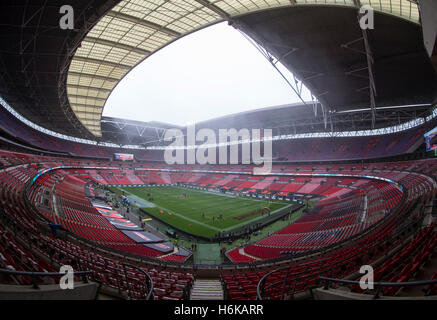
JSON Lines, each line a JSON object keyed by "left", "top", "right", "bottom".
{"left": 424, "top": 127, "right": 437, "bottom": 151}
{"left": 114, "top": 153, "right": 134, "bottom": 161}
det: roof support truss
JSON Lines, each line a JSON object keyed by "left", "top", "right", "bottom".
{"left": 359, "top": 13, "right": 377, "bottom": 129}
{"left": 72, "top": 56, "right": 131, "bottom": 70}
{"left": 342, "top": 27, "right": 377, "bottom": 128}
{"left": 235, "top": 28, "right": 308, "bottom": 106}
{"left": 69, "top": 94, "right": 107, "bottom": 101}
{"left": 84, "top": 37, "right": 151, "bottom": 56}
{"left": 66, "top": 84, "right": 112, "bottom": 93}
{"left": 105, "top": 11, "right": 182, "bottom": 37}
{"left": 68, "top": 72, "right": 119, "bottom": 82}
{"left": 193, "top": 0, "right": 231, "bottom": 20}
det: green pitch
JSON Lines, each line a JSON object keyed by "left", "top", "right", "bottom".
{"left": 112, "top": 186, "right": 289, "bottom": 238}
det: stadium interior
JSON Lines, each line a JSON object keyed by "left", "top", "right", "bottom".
{"left": 0, "top": 0, "right": 437, "bottom": 301}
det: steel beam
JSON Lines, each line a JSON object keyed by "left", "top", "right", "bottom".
{"left": 84, "top": 37, "right": 151, "bottom": 56}
{"left": 66, "top": 84, "right": 112, "bottom": 93}
{"left": 68, "top": 72, "right": 119, "bottom": 82}
{"left": 106, "top": 11, "right": 182, "bottom": 38}
{"left": 72, "top": 56, "right": 131, "bottom": 70}
{"left": 68, "top": 94, "right": 108, "bottom": 101}
{"left": 359, "top": 18, "right": 377, "bottom": 128}
{"left": 194, "top": 0, "right": 231, "bottom": 20}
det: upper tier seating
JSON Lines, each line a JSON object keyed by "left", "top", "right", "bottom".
{"left": 1, "top": 103, "right": 436, "bottom": 161}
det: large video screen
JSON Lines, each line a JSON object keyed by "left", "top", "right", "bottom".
{"left": 424, "top": 127, "right": 437, "bottom": 151}
{"left": 114, "top": 153, "right": 134, "bottom": 161}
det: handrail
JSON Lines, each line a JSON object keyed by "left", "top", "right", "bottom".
{"left": 256, "top": 216, "right": 421, "bottom": 299}
{"left": 319, "top": 276, "right": 437, "bottom": 299}
{"left": 35, "top": 236, "right": 155, "bottom": 300}
{"left": 122, "top": 263, "right": 154, "bottom": 300}
{"left": 0, "top": 214, "right": 155, "bottom": 300}
{"left": 319, "top": 276, "right": 437, "bottom": 287}
{"left": 0, "top": 268, "right": 94, "bottom": 290}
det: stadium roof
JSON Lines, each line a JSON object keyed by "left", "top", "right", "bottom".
{"left": 0, "top": 0, "right": 116, "bottom": 140}
{"left": 235, "top": 5, "right": 437, "bottom": 114}
{"left": 0, "top": 0, "right": 433, "bottom": 141}
{"left": 101, "top": 102, "right": 434, "bottom": 146}
{"left": 67, "top": 0, "right": 423, "bottom": 137}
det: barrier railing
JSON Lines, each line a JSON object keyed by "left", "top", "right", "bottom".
{"left": 0, "top": 268, "right": 93, "bottom": 290}
{"left": 318, "top": 276, "right": 437, "bottom": 299}
{"left": 0, "top": 214, "right": 154, "bottom": 300}
{"left": 122, "top": 263, "right": 154, "bottom": 300}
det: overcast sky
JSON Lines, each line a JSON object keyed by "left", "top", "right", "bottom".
{"left": 103, "top": 22, "right": 312, "bottom": 126}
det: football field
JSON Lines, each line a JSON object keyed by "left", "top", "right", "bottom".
{"left": 112, "top": 186, "right": 290, "bottom": 238}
